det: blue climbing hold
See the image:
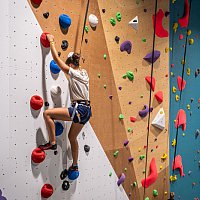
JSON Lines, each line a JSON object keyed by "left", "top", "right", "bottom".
{"left": 55, "top": 121, "right": 64, "bottom": 136}
{"left": 50, "top": 60, "right": 60, "bottom": 74}
{"left": 59, "top": 14, "right": 72, "bottom": 29}
{"left": 68, "top": 170, "right": 79, "bottom": 180}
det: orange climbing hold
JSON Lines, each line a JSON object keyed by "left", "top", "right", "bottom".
{"left": 172, "top": 155, "right": 185, "bottom": 177}
{"left": 178, "top": 0, "right": 190, "bottom": 28}
{"left": 154, "top": 91, "right": 163, "bottom": 103}
{"left": 152, "top": 9, "right": 169, "bottom": 38}
{"left": 177, "top": 76, "right": 186, "bottom": 91}
{"left": 145, "top": 76, "right": 156, "bottom": 91}
{"left": 175, "top": 109, "right": 186, "bottom": 131}
{"left": 141, "top": 157, "right": 158, "bottom": 188}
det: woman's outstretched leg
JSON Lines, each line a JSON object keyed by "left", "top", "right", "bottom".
{"left": 68, "top": 123, "right": 84, "bottom": 166}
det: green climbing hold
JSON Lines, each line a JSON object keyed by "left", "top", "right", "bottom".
{"left": 85, "top": 26, "right": 89, "bottom": 33}
{"left": 98, "top": 73, "right": 101, "bottom": 78}
{"left": 104, "top": 54, "right": 107, "bottom": 59}
{"left": 145, "top": 197, "right": 150, "bottom": 200}
{"left": 110, "top": 17, "right": 116, "bottom": 26}
{"left": 116, "top": 12, "right": 122, "bottom": 22}
{"left": 140, "top": 155, "right": 145, "bottom": 160}
{"left": 114, "top": 150, "right": 119, "bottom": 157}
{"left": 109, "top": 172, "right": 112, "bottom": 177}
{"left": 126, "top": 71, "right": 134, "bottom": 81}
{"left": 104, "top": 84, "right": 107, "bottom": 89}
{"left": 124, "top": 168, "right": 127, "bottom": 172}
{"left": 119, "top": 114, "right": 124, "bottom": 119}
{"left": 133, "top": 181, "right": 137, "bottom": 186}
{"left": 128, "top": 128, "right": 132, "bottom": 133}
{"left": 153, "top": 189, "right": 158, "bottom": 197}
{"left": 122, "top": 74, "right": 127, "bottom": 79}
{"left": 142, "top": 38, "right": 147, "bottom": 42}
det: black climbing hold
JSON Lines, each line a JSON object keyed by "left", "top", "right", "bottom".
{"left": 144, "top": 8, "right": 147, "bottom": 12}
{"left": 115, "top": 36, "right": 120, "bottom": 43}
{"left": 58, "top": 52, "right": 61, "bottom": 57}
{"left": 62, "top": 180, "right": 70, "bottom": 191}
{"left": 45, "top": 102, "right": 49, "bottom": 107}
{"left": 84, "top": 145, "right": 90, "bottom": 153}
{"left": 165, "top": 11, "right": 170, "bottom": 17}
{"left": 102, "top": 9, "right": 106, "bottom": 13}
{"left": 85, "top": 39, "right": 88, "bottom": 43}
{"left": 60, "top": 169, "right": 68, "bottom": 180}
{"left": 54, "top": 150, "right": 58, "bottom": 155}
{"left": 43, "top": 12, "right": 49, "bottom": 19}
{"left": 61, "top": 40, "right": 68, "bottom": 51}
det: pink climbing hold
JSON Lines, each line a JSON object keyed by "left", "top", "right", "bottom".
{"left": 178, "top": 0, "right": 190, "bottom": 28}
{"left": 130, "top": 116, "right": 137, "bottom": 122}
{"left": 177, "top": 76, "right": 186, "bottom": 91}
{"left": 40, "top": 32, "right": 50, "bottom": 48}
{"left": 141, "top": 157, "right": 158, "bottom": 188}
{"left": 179, "top": 34, "right": 184, "bottom": 40}
{"left": 145, "top": 76, "right": 156, "bottom": 91}
{"left": 172, "top": 155, "right": 185, "bottom": 177}
{"left": 175, "top": 109, "right": 186, "bottom": 131}
{"left": 152, "top": 9, "right": 169, "bottom": 38}
{"left": 154, "top": 91, "right": 163, "bottom": 103}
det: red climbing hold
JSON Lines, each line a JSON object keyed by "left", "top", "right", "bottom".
{"left": 178, "top": 0, "right": 190, "bottom": 28}
{"left": 152, "top": 9, "right": 169, "bottom": 38}
{"left": 31, "top": 148, "right": 46, "bottom": 164}
{"left": 31, "top": 0, "right": 42, "bottom": 5}
{"left": 145, "top": 76, "right": 156, "bottom": 91}
{"left": 175, "top": 109, "right": 186, "bottom": 131}
{"left": 41, "top": 184, "right": 53, "bottom": 198}
{"left": 172, "top": 155, "right": 185, "bottom": 177}
{"left": 154, "top": 91, "right": 163, "bottom": 103}
{"left": 40, "top": 32, "right": 50, "bottom": 48}
{"left": 141, "top": 157, "right": 158, "bottom": 188}
{"left": 30, "top": 95, "right": 44, "bottom": 110}
{"left": 130, "top": 116, "right": 137, "bottom": 122}
{"left": 177, "top": 76, "right": 186, "bottom": 91}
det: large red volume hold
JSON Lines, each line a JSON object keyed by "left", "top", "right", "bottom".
{"left": 172, "top": 155, "right": 185, "bottom": 177}
{"left": 41, "top": 184, "right": 53, "bottom": 198}
{"left": 152, "top": 9, "right": 169, "bottom": 38}
{"left": 177, "top": 76, "right": 186, "bottom": 91}
{"left": 141, "top": 157, "right": 158, "bottom": 188}
{"left": 145, "top": 76, "right": 156, "bottom": 91}
{"left": 30, "top": 95, "right": 44, "bottom": 110}
{"left": 178, "top": 0, "right": 190, "bottom": 28}
{"left": 31, "top": 148, "right": 46, "bottom": 164}
{"left": 175, "top": 109, "right": 186, "bottom": 131}
{"left": 31, "top": 0, "right": 42, "bottom": 5}
{"left": 40, "top": 32, "right": 50, "bottom": 48}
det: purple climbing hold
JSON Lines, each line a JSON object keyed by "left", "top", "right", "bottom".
{"left": 117, "top": 173, "right": 126, "bottom": 186}
{"left": 139, "top": 105, "right": 153, "bottom": 118}
{"left": 0, "top": 190, "right": 7, "bottom": 200}
{"left": 128, "top": 157, "right": 134, "bottom": 162}
{"left": 143, "top": 50, "right": 160, "bottom": 64}
{"left": 124, "top": 140, "right": 129, "bottom": 146}
{"left": 120, "top": 40, "right": 132, "bottom": 54}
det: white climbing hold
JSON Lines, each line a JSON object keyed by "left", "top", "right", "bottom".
{"left": 129, "top": 16, "right": 138, "bottom": 30}
{"left": 151, "top": 108, "right": 165, "bottom": 130}
{"left": 50, "top": 85, "right": 62, "bottom": 97}
{"left": 89, "top": 14, "right": 98, "bottom": 28}
{"left": 67, "top": 52, "right": 74, "bottom": 58}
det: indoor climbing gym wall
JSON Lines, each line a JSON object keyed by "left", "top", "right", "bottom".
{"left": 0, "top": 0, "right": 171, "bottom": 199}
{"left": 169, "top": 0, "right": 200, "bottom": 199}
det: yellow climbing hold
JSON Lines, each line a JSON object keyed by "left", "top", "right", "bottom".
{"left": 170, "top": 72, "right": 174, "bottom": 76}
{"left": 161, "top": 153, "right": 168, "bottom": 160}
{"left": 173, "top": 23, "right": 178, "bottom": 33}
{"left": 174, "top": 119, "right": 176, "bottom": 123}
{"left": 172, "top": 86, "right": 177, "bottom": 93}
{"left": 187, "top": 68, "right": 190, "bottom": 76}
{"left": 175, "top": 95, "right": 179, "bottom": 102}
{"left": 165, "top": 47, "right": 169, "bottom": 53}
{"left": 164, "top": 191, "right": 168, "bottom": 195}
{"left": 170, "top": 175, "right": 177, "bottom": 182}
{"left": 189, "top": 38, "right": 194, "bottom": 45}
{"left": 182, "top": 133, "right": 186, "bottom": 136}
{"left": 169, "top": 47, "right": 173, "bottom": 51}
{"left": 187, "top": 104, "right": 190, "bottom": 110}
{"left": 187, "top": 29, "right": 192, "bottom": 36}
{"left": 138, "top": 148, "right": 141, "bottom": 152}
{"left": 172, "top": 139, "right": 176, "bottom": 147}
{"left": 181, "top": 59, "right": 185, "bottom": 65}
{"left": 172, "top": 0, "right": 176, "bottom": 3}
{"left": 160, "top": 165, "right": 163, "bottom": 170}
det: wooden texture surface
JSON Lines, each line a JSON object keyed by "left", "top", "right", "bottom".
{"left": 28, "top": 0, "right": 169, "bottom": 199}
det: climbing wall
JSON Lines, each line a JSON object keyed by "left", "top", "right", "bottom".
{"left": 169, "top": 0, "right": 200, "bottom": 199}
{"left": 0, "top": 0, "right": 129, "bottom": 199}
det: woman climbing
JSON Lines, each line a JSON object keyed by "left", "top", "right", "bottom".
{"left": 39, "top": 34, "right": 92, "bottom": 178}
